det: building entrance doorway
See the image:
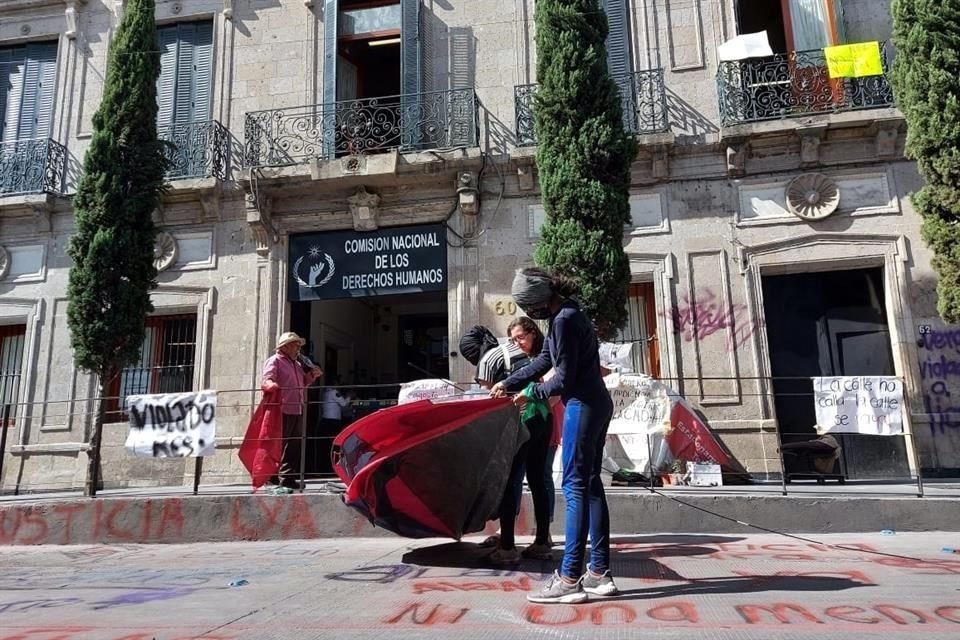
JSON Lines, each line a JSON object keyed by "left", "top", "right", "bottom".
{"left": 762, "top": 266, "right": 909, "bottom": 479}
{"left": 290, "top": 290, "right": 448, "bottom": 477}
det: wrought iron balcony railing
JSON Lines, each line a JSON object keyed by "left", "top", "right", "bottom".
{"left": 717, "top": 42, "right": 895, "bottom": 126}
{"left": 0, "top": 137, "right": 67, "bottom": 197}
{"left": 158, "top": 120, "right": 230, "bottom": 181}
{"left": 514, "top": 68, "right": 670, "bottom": 147}
{"left": 244, "top": 88, "right": 479, "bottom": 168}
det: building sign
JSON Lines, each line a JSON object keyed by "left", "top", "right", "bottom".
{"left": 812, "top": 376, "right": 904, "bottom": 435}
{"left": 125, "top": 391, "right": 217, "bottom": 458}
{"left": 289, "top": 224, "right": 448, "bottom": 301}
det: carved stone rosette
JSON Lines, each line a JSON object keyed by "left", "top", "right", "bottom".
{"left": 153, "top": 232, "right": 178, "bottom": 272}
{"left": 785, "top": 173, "right": 840, "bottom": 221}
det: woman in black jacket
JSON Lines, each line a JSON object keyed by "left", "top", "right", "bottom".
{"left": 491, "top": 267, "right": 618, "bottom": 604}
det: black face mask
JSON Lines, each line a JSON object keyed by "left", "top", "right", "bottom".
{"left": 524, "top": 304, "right": 552, "bottom": 320}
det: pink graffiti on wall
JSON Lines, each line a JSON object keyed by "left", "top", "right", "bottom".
{"left": 668, "top": 289, "right": 762, "bottom": 353}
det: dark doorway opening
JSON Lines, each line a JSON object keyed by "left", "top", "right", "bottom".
{"left": 289, "top": 289, "right": 448, "bottom": 478}
{"left": 762, "top": 267, "right": 909, "bottom": 479}
{"left": 735, "top": 0, "right": 788, "bottom": 53}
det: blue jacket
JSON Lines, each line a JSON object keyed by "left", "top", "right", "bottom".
{"left": 502, "top": 300, "right": 608, "bottom": 404}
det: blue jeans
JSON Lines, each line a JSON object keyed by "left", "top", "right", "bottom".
{"left": 559, "top": 397, "right": 613, "bottom": 580}
{"left": 544, "top": 445, "right": 558, "bottom": 520}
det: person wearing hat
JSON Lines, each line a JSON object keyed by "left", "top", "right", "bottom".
{"left": 261, "top": 331, "right": 323, "bottom": 492}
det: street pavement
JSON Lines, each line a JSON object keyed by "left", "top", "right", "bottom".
{"left": 1, "top": 531, "right": 959, "bottom": 640}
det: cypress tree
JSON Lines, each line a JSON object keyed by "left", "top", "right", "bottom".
{"left": 892, "top": 0, "right": 960, "bottom": 321}
{"left": 67, "top": 0, "right": 167, "bottom": 496}
{"left": 532, "top": 0, "right": 636, "bottom": 338}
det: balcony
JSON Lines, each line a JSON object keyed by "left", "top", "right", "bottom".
{"left": 717, "top": 43, "right": 895, "bottom": 126}
{"left": 243, "top": 89, "right": 479, "bottom": 168}
{"left": 514, "top": 69, "right": 670, "bottom": 147}
{"left": 158, "top": 120, "right": 230, "bottom": 181}
{"left": 0, "top": 138, "right": 67, "bottom": 197}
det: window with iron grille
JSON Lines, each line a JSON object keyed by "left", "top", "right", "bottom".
{"left": 0, "top": 324, "right": 27, "bottom": 427}
{"left": 106, "top": 315, "right": 197, "bottom": 420}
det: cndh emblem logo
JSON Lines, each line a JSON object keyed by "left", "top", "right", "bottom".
{"left": 293, "top": 246, "right": 336, "bottom": 288}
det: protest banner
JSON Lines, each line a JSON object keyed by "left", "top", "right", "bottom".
{"left": 398, "top": 379, "right": 463, "bottom": 405}
{"left": 125, "top": 390, "right": 217, "bottom": 457}
{"left": 813, "top": 376, "right": 904, "bottom": 435}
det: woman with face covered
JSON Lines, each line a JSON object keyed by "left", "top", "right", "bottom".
{"left": 490, "top": 267, "right": 617, "bottom": 604}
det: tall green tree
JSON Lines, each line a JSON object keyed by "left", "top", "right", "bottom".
{"left": 532, "top": 0, "right": 636, "bottom": 338}
{"left": 67, "top": 0, "right": 167, "bottom": 496}
{"left": 892, "top": 0, "right": 960, "bottom": 322}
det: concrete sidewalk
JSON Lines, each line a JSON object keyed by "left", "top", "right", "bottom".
{"left": 2, "top": 532, "right": 959, "bottom": 639}
{"left": 1, "top": 481, "right": 959, "bottom": 545}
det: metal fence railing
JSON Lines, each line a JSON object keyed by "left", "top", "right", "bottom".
{"left": 244, "top": 88, "right": 479, "bottom": 167}
{"left": 717, "top": 41, "right": 895, "bottom": 126}
{"left": 0, "top": 137, "right": 67, "bottom": 196}
{"left": 514, "top": 68, "right": 670, "bottom": 147}
{"left": 0, "top": 376, "right": 944, "bottom": 500}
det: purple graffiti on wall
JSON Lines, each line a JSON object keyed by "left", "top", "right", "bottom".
{"left": 917, "top": 327, "right": 960, "bottom": 435}
{"left": 668, "top": 289, "right": 762, "bottom": 353}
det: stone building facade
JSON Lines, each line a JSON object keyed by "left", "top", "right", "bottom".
{"left": 0, "top": 0, "right": 956, "bottom": 491}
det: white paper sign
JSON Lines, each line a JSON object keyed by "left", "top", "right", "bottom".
{"left": 717, "top": 31, "right": 775, "bottom": 62}
{"left": 599, "top": 342, "right": 634, "bottom": 372}
{"left": 604, "top": 374, "right": 673, "bottom": 473}
{"left": 125, "top": 390, "right": 217, "bottom": 457}
{"left": 398, "top": 379, "right": 460, "bottom": 405}
{"left": 813, "top": 376, "right": 903, "bottom": 435}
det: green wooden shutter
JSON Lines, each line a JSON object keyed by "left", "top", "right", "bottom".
{"left": 322, "top": 0, "right": 339, "bottom": 158}
{"left": 173, "top": 23, "right": 195, "bottom": 124}
{"left": 400, "top": 0, "right": 422, "bottom": 149}
{"left": 602, "top": 0, "right": 635, "bottom": 131}
{"left": 18, "top": 42, "right": 58, "bottom": 139}
{"left": 0, "top": 47, "right": 17, "bottom": 142}
{"left": 602, "top": 0, "right": 631, "bottom": 78}
{"left": 0, "top": 46, "right": 27, "bottom": 142}
{"left": 189, "top": 21, "right": 214, "bottom": 122}
{"left": 157, "top": 22, "right": 213, "bottom": 126}
{"left": 156, "top": 25, "right": 178, "bottom": 128}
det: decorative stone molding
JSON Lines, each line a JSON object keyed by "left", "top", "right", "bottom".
{"left": 153, "top": 232, "right": 178, "bottom": 272}
{"left": 224, "top": 0, "right": 234, "bottom": 19}
{"left": 348, "top": 186, "right": 382, "bottom": 231}
{"left": 516, "top": 165, "right": 535, "bottom": 192}
{"left": 785, "top": 173, "right": 840, "bottom": 221}
{"left": 651, "top": 146, "right": 670, "bottom": 180}
{"left": 876, "top": 126, "right": 899, "bottom": 158}
{"left": 65, "top": 0, "right": 84, "bottom": 39}
{"left": 798, "top": 125, "right": 827, "bottom": 167}
{"left": 0, "top": 246, "right": 9, "bottom": 280}
{"left": 199, "top": 187, "right": 222, "bottom": 221}
{"left": 245, "top": 191, "right": 277, "bottom": 257}
{"left": 32, "top": 205, "right": 52, "bottom": 234}
{"left": 726, "top": 140, "right": 748, "bottom": 177}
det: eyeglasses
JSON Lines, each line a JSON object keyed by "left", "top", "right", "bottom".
{"left": 510, "top": 331, "right": 531, "bottom": 344}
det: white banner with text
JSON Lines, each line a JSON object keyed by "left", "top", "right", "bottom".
{"left": 813, "top": 376, "right": 903, "bottom": 435}
{"left": 125, "top": 390, "right": 217, "bottom": 457}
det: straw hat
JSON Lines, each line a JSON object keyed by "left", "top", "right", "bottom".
{"left": 276, "top": 331, "right": 306, "bottom": 350}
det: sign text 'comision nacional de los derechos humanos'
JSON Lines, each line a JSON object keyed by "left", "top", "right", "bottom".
{"left": 288, "top": 223, "right": 448, "bottom": 302}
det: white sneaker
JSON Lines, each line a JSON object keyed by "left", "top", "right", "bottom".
{"left": 581, "top": 567, "right": 618, "bottom": 596}
{"left": 527, "top": 571, "right": 589, "bottom": 604}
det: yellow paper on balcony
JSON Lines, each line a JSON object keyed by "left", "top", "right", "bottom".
{"left": 824, "top": 42, "right": 883, "bottom": 78}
